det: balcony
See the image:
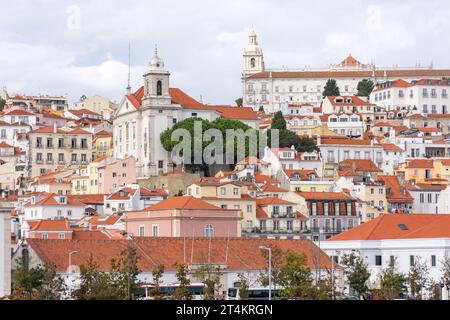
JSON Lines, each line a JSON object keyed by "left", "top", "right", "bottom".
{"left": 58, "top": 160, "right": 65, "bottom": 165}
{"left": 271, "top": 211, "right": 296, "bottom": 219}
{"left": 36, "top": 159, "right": 44, "bottom": 164}
{"left": 442, "top": 94, "right": 448, "bottom": 99}
{"left": 46, "top": 160, "right": 54, "bottom": 164}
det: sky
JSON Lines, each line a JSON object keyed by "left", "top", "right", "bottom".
{"left": 0, "top": 0, "right": 449, "bottom": 105}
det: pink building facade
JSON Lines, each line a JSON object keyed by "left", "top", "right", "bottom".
{"left": 98, "top": 156, "right": 137, "bottom": 194}
{"left": 124, "top": 196, "right": 242, "bottom": 238}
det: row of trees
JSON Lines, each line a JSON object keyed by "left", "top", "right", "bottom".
{"left": 321, "top": 78, "right": 375, "bottom": 98}
{"left": 340, "top": 251, "right": 450, "bottom": 300}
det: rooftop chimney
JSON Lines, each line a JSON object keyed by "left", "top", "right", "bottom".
{"left": 53, "top": 123, "right": 57, "bottom": 134}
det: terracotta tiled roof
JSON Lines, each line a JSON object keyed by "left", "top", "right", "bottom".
{"left": 282, "top": 169, "right": 319, "bottom": 180}
{"left": 377, "top": 175, "right": 413, "bottom": 203}
{"left": 72, "top": 230, "right": 110, "bottom": 240}
{"left": 328, "top": 214, "right": 450, "bottom": 241}
{"left": 169, "top": 88, "right": 205, "bottom": 109}
{"left": 405, "top": 159, "right": 434, "bottom": 169}
{"left": 381, "top": 144, "right": 404, "bottom": 152}
{"left": 145, "top": 196, "right": 222, "bottom": 211}
{"left": 31, "top": 219, "right": 72, "bottom": 232}
{"left": 208, "top": 106, "right": 259, "bottom": 120}
{"left": 87, "top": 215, "right": 121, "bottom": 226}
{"left": 254, "top": 173, "right": 279, "bottom": 184}
{"left": 107, "top": 188, "right": 138, "bottom": 200}
{"left": 27, "top": 238, "right": 335, "bottom": 272}
{"left": 256, "top": 205, "right": 269, "bottom": 219}
{"left": 247, "top": 69, "right": 450, "bottom": 80}
{"left": 256, "top": 197, "right": 294, "bottom": 206}
{"left": 68, "top": 109, "right": 102, "bottom": 116}
{"left": 338, "top": 159, "right": 382, "bottom": 173}
{"left": 70, "top": 194, "right": 106, "bottom": 204}
{"left": 140, "top": 187, "right": 168, "bottom": 197}
{"left": 4, "top": 109, "right": 35, "bottom": 116}
{"left": 259, "top": 183, "right": 288, "bottom": 193}
{"left": 25, "top": 193, "right": 85, "bottom": 207}
{"left": 326, "top": 96, "right": 375, "bottom": 106}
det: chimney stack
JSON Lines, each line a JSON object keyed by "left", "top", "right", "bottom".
{"left": 53, "top": 123, "right": 57, "bottom": 134}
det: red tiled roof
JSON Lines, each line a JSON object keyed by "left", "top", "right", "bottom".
{"left": 405, "top": 159, "right": 434, "bottom": 169}
{"left": 254, "top": 173, "right": 279, "bottom": 184}
{"left": 381, "top": 144, "right": 404, "bottom": 152}
{"left": 145, "top": 196, "right": 222, "bottom": 211}
{"left": 378, "top": 175, "right": 413, "bottom": 203}
{"left": 282, "top": 169, "right": 319, "bottom": 180}
{"left": 338, "top": 159, "right": 382, "bottom": 173}
{"left": 328, "top": 214, "right": 450, "bottom": 241}
{"left": 247, "top": 69, "right": 450, "bottom": 80}
{"left": 27, "top": 238, "right": 335, "bottom": 271}
{"left": 208, "top": 106, "right": 259, "bottom": 120}
{"left": 140, "top": 187, "right": 168, "bottom": 197}
{"left": 107, "top": 188, "right": 138, "bottom": 200}
{"left": 72, "top": 230, "right": 110, "bottom": 240}
{"left": 256, "top": 197, "right": 294, "bottom": 206}
{"left": 31, "top": 219, "right": 72, "bottom": 231}
{"left": 326, "top": 95, "right": 374, "bottom": 106}
{"left": 69, "top": 194, "right": 105, "bottom": 204}
{"left": 4, "top": 109, "right": 35, "bottom": 116}
{"left": 25, "top": 193, "right": 85, "bottom": 207}
{"left": 68, "top": 109, "right": 102, "bottom": 116}
{"left": 259, "top": 183, "right": 288, "bottom": 193}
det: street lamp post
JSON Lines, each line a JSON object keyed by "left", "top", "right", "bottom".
{"left": 68, "top": 251, "right": 78, "bottom": 299}
{"left": 259, "top": 246, "right": 272, "bottom": 301}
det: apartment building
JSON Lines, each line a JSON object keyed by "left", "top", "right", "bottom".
{"left": 29, "top": 125, "right": 93, "bottom": 178}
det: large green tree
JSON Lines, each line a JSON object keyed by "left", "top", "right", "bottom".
{"left": 110, "top": 245, "right": 141, "bottom": 300}
{"left": 271, "top": 111, "right": 287, "bottom": 130}
{"left": 235, "top": 97, "right": 243, "bottom": 107}
{"left": 277, "top": 251, "right": 315, "bottom": 299}
{"left": 267, "top": 112, "right": 319, "bottom": 153}
{"left": 322, "top": 79, "right": 340, "bottom": 97}
{"left": 160, "top": 117, "right": 261, "bottom": 173}
{"left": 11, "top": 257, "right": 66, "bottom": 300}
{"left": 340, "top": 252, "right": 371, "bottom": 298}
{"left": 356, "top": 79, "right": 375, "bottom": 97}
{"left": 150, "top": 264, "right": 165, "bottom": 300}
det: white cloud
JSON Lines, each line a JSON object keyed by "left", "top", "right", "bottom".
{"left": 0, "top": 0, "right": 449, "bottom": 104}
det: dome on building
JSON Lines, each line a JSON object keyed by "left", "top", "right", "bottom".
{"left": 149, "top": 46, "right": 165, "bottom": 71}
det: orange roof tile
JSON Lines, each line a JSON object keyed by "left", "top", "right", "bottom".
{"left": 328, "top": 214, "right": 450, "bottom": 241}
{"left": 27, "top": 238, "right": 335, "bottom": 272}
{"left": 297, "top": 192, "right": 354, "bottom": 201}
{"left": 405, "top": 159, "right": 434, "bottom": 169}
{"left": 145, "top": 196, "right": 222, "bottom": 211}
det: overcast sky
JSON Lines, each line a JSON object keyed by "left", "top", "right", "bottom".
{"left": 1, "top": 0, "right": 449, "bottom": 105}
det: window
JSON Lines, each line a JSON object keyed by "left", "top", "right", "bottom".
{"left": 335, "top": 202, "right": 340, "bottom": 216}
{"left": 156, "top": 80, "right": 162, "bottom": 96}
{"left": 346, "top": 203, "right": 352, "bottom": 216}
{"left": 47, "top": 138, "right": 53, "bottom": 148}
{"left": 58, "top": 153, "right": 64, "bottom": 162}
{"left": 311, "top": 202, "right": 317, "bottom": 216}
{"left": 273, "top": 220, "right": 280, "bottom": 231}
{"left": 323, "top": 202, "right": 329, "bottom": 216}
{"left": 158, "top": 160, "right": 164, "bottom": 169}
{"left": 389, "top": 256, "right": 395, "bottom": 267}
{"left": 247, "top": 204, "right": 253, "bottom": 213}
{"left": 246, "top": 220, "right": 253, "bottom": 230}
{"left": 204, "top": 224, "right": 214, "bottom": 237}
{"left": 260, "top": 220, "right": 266, "bottom": 231}
{"left": 431, "top": 255, "right": 436, "bottom": 267}
{"left": 410, "top": 255, "right": 415, "bottom": 267}
{"left": 287, "top": 220, "right": 293, "bottom": 231}
{"left": 139, "top": 226, "right": 145, "bottom": 237}
{"left": 375, "top": 255, "right": 382, "bottom": 266}
{"left": 42, "top": 233, "right": 48, "bottom": 240}
{"left": 233, "top": 187, "right": 239, "bottom": 195}
{"left": 67, "top": 210, "right": 72, "bottom": 217}
{"left": 58, "top": 233, "right": 65, "bottom": 239}
{"left": 220, "top": 187, "right": 226, "bottom": 196}
{"left": 71, "top": 138, "right": 77, "bottom": 148}
{"left": 57, "top": 210, "right": 62, "bottom": 217}
{"left": 152, "top": 225, "right": 159, "bottom": 237}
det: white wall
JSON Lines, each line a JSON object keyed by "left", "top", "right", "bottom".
{"left": 0, "top": 209, "right": 11, "bottom": 297}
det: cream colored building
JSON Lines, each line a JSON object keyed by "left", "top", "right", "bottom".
{"left": 73, "top": 95, "right": 118, "bottom": 120}
{"left": 351, "top": 182, "right": 387, "bottom": 222}
{"left": 187, "top": 181, "right": 257, "bottom": 232}
{"left": 29, "top": 126, "right": 93, "bottom": 178}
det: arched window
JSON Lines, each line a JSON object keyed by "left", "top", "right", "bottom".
{"left": 204, "top": 224, "right": 214, "bottom": 237}
{"left": 250, "top": 58, "right": 256, "bottom": 68}
{"left": 156, "top": 80, "right": 162, "bottom": 96}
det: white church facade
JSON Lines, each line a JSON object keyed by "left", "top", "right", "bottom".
{"left": 113, "top": 52, "right": 223, "bottom": 178}
{"left": 241, "top": 31, "right": 450, "bottom": 113}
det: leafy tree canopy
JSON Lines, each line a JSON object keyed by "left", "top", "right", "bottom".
{"left": 322, "top": 79, "right": 340, "bottom": 97}
{"left": 356, "top": 79, "right": 375, "bottom": 97}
